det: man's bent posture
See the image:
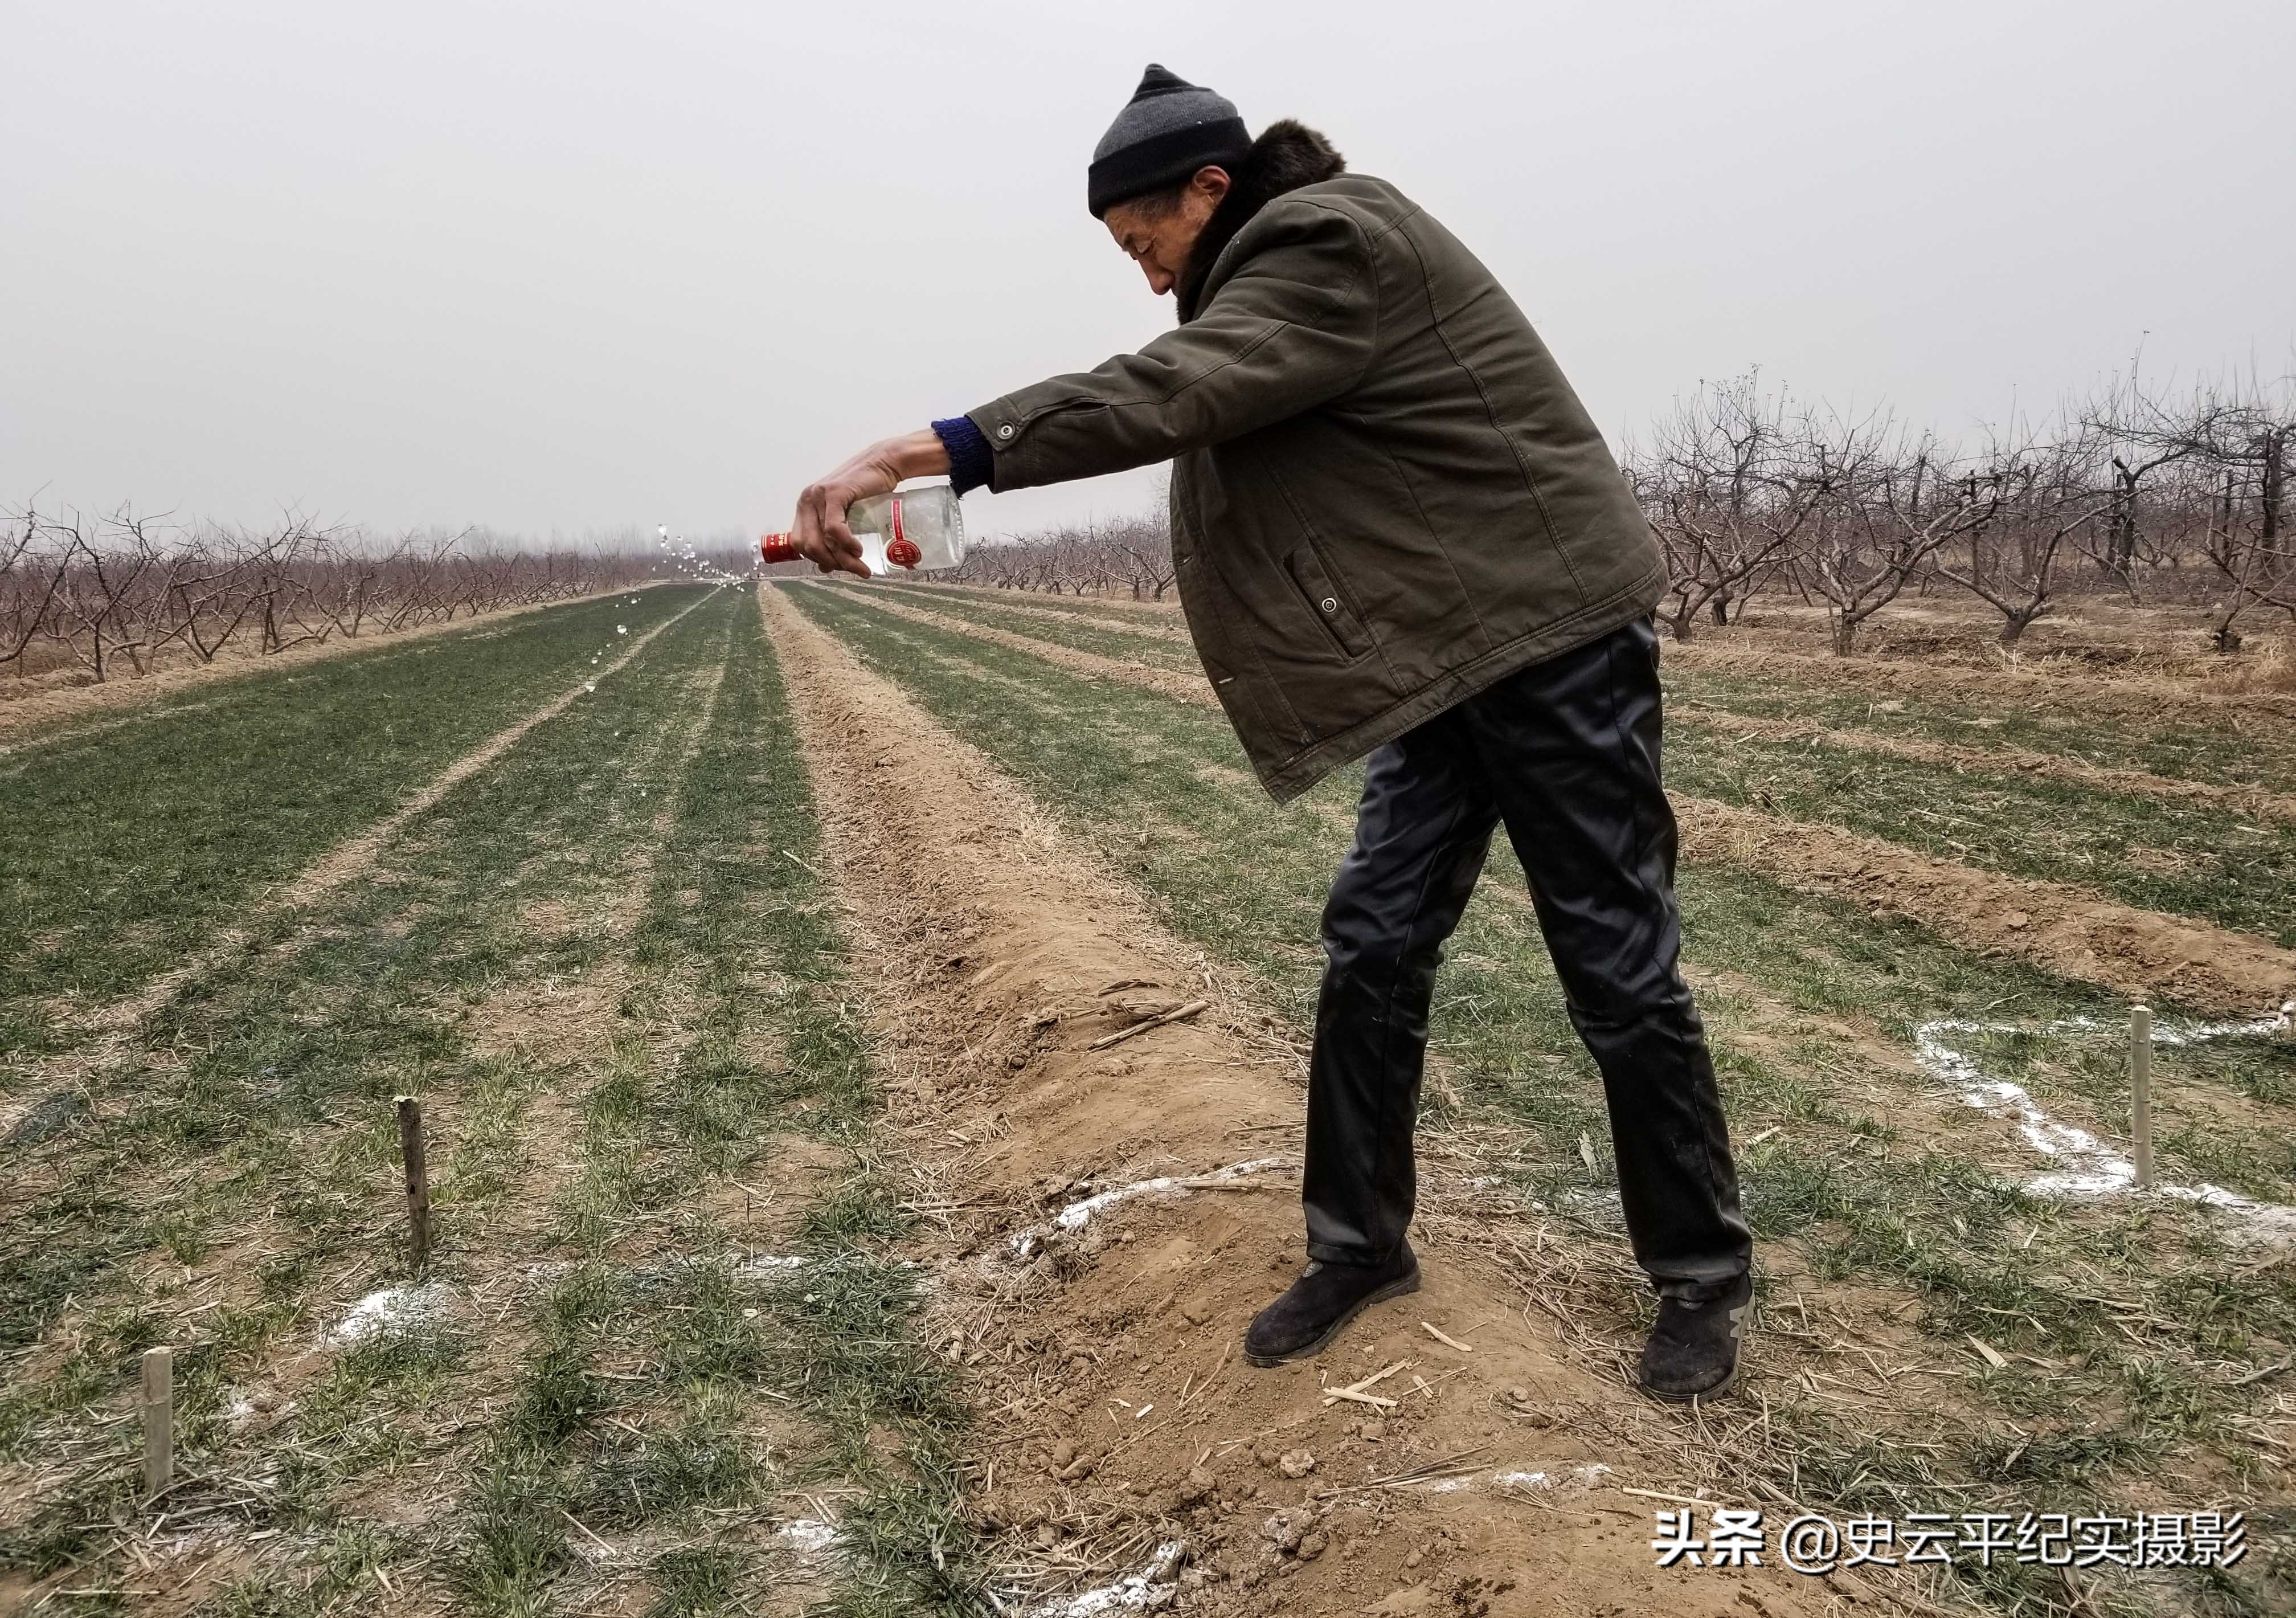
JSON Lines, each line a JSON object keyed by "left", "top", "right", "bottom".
{"left": 788, "top": 66, "right": 1754, "bottom": 1400}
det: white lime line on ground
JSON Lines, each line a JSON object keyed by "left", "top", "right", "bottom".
{"left": 1917, "top": 1010, "right": 2296, "bottom": 1240}
{"left": 1005, "top": 1158, "right": 1294, "bottom": 1259}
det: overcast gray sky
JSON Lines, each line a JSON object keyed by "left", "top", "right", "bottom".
{"left": 6, "top": 1, "right": 2292, "bottom": 545}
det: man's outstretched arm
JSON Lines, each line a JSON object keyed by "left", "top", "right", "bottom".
{"left": 785, "top": 199, "right": 1374, "bottom": 572}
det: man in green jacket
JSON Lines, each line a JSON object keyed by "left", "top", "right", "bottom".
{"left": 787, "top": 66, "right": 1753, "bottom": 1401}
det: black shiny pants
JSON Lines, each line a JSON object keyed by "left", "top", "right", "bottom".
{"left": 1302, "top": 618, "right": 1751, "bottom": 1298}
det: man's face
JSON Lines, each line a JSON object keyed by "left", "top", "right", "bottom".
{"left": 1104, "top": 166, "right": 1231, "bottom": 298}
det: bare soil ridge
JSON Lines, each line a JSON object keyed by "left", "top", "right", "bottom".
{"left": 760, "top": 583, "right": 1880, "bottom": 1618}
{"left": 916, "top": 582, "right": 2296, "bottom": 718}
{"left": 829, "top": 583, "right": 2296, "bottom": 1016}
{"left": 845, "top": 585, "right": 1212, "bottom": 705}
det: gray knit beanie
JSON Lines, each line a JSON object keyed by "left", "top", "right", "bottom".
{"left": 1087, "top": 64, "right": 1253, "bottom": 219}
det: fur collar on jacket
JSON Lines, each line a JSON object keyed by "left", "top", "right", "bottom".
{"left": 1174, "top": 120, "right": 1347, "bottom": 322}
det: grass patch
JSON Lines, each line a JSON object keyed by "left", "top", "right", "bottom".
{"left": 1668, "top": 714, "right": 2296, "bottom": 945}
{"left": 0, "top": 586, "right": 706, "bottom": 1055}
{"left": 1667, "top": 657, "right": 2296, "bottom": 794}
{"left": 416, "top": 589, "right": 980, "bottom": 1615}
{"left": 888, "top": 585, "right": 1200, "bottom": 673}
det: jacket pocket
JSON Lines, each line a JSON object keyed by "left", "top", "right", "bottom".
{"left": 1284, "top": 544, "right": 1374, "bottom": 661}
{"left": 1177, "top": 542, "right": 1309, "bottom": 749}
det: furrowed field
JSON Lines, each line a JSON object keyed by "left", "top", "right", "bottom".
{"left": 3, "top": 575, "right": 2293, "bottom": 1618}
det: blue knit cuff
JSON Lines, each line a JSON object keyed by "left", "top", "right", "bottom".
{"left": 932, "top": 415, "right": 995, "bottom": 496}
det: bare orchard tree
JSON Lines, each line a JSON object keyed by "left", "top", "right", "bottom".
{"left": 2104, "top": 373, "right": 2296, "bottom": 651}
{"left": 946, "top": 511, "right": 1177, "bottom": 600}
{"left": 0, "top": 508, "right": 70, "bottom": 670}
{"left": 1110, "top": 511, "right": 1176, "bottom": 599}
{"left": 2078, "top": 369, "right": 2212, "bottom": 597}
{"left": 1930, "top": 423, "right": 2114, "bottom": 644}
{"left": 1793, "top": 414, "right": 2006, "bottom": 655}
{"left": 159, "top": 527, "right": 265, "bottom": 664}
{"left": 2198, "top": 420, "right": 2295, "bottom": 653}
{"left": 1635, "top": 372, "right": 1826, "bottom": 640}
{"left": 42, "top": 506, "right": 174, "bottom": 680}
{"left": 240, "top": 519, "right": 337, "bottom": 653}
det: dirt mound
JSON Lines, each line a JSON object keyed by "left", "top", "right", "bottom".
{"left": 760, "top": 586, "right": 1877, "bottom": 1618}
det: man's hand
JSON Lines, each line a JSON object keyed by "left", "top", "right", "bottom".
{"left": 790, "top": 428, "right": 953, "bottom": 578}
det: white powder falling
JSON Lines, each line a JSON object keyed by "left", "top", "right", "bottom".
{"left": 330, "top": 1283, "right": 453, "bottom": 1346}
{"left": 1007, "top": 1158, "right": 1292, "bottom": 1257}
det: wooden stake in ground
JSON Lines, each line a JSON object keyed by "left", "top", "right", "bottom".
{"left": 396, "top": 1095, "right": 431, "bottom": 1269}
{"left": 140, "top": 1346, "right": 173, "bottom": 1496}
{"left": 2129, "top": 1004, "right": 2153, "bottom": 1189}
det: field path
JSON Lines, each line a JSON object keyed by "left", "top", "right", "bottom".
{"left": 759, "top": 584, "right": 1892, "bottom": 1618}
{"left": 828, "top": 583, "right": 2296, "bottom": 1016}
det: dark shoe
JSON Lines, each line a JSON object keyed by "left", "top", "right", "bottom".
{"left": 1244, "top": 1244, "right": 1421, "bottom": 1367}
{"left": 1639, "top": 1272, "right": 1752, "bottom": 1402}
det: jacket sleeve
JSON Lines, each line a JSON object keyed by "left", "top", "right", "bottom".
{"left": 965, "top": 199, "right": 1378, "bottom": 492}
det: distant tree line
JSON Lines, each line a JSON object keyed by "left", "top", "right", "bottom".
{"left": 947, "top": 512, "right": 1177, "bottom": 601}
{"left": 951, "top": 365, "right": 2295, "bottom": 655}
{"left": 1631, "top": 367, "right": 2294, "bottom": 653}
{"left": 0, "top": 512, "right": 712, "bottom": 683}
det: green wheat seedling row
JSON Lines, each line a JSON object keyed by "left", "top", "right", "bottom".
{"left": 893, "top": 583, "right": 2296, "bottom": 867}
{"left": 1660, "top": 717, "right": 2296, "bottom": 947}
{"left": 0, "top": 589, "right": 970, "bottom": 1616}
{"left": 1, "top": 585, "right": 712, "bottom": 1065}
{"left": 1661, "top": 660, "right": 2296, "bottom": 797}
{"left": 885, "top": 585, "right": 1199, "bottom": 675}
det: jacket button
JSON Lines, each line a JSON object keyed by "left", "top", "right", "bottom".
{"left": 997, "top": 423, "right": 1015, "bottom": 440}
{"left": 1320, "top": 597, "right": 1338, "bottom": 613}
